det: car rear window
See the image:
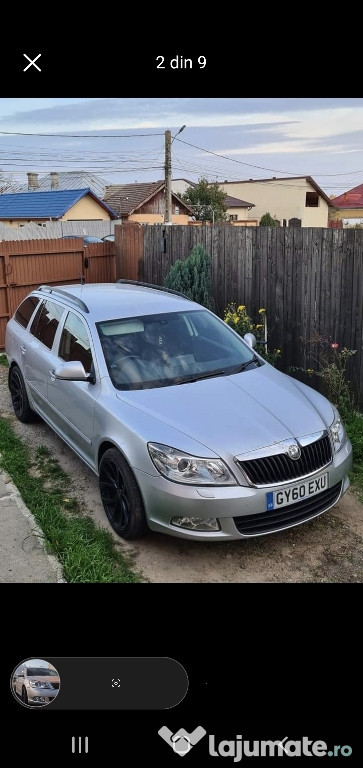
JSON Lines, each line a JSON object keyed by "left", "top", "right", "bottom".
{"left": 14, "top": 296, "right": 40, "bottom": 329}
{"left": 30, "top": 300, "right": 65, "bottom": 350}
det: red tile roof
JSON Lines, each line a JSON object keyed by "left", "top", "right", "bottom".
{"left": 103, "top": 181, "right": 194, "bottom": 216}
{"left": 331, "top": 184, "right": 363, "bottom": 209}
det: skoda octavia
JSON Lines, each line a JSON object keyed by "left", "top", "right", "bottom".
{"left": 5, "top": 282, "right": 352, "bottom": 541}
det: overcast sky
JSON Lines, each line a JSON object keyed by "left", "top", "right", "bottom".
{"left": 14, "top": 659, "right": 53, "bottom": 674}
{"left": 0, "top": 98, "right": 362, "bottom": 195}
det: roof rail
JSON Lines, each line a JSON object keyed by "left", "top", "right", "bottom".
{"left": 116, "top": 279, "right": 189, "bottom": 300}
{"left": 38, "top": 285, "right": 89, "bottom": 313}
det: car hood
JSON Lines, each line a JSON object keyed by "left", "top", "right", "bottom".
{"left": 116, "top": 365, "right": 334, "bottom": 457}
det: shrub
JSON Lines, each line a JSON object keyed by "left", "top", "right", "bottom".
{"left": 289, "top": 334, "right": 357, "bottom": 419}
{"left": 259, "top": 212, "right": 276, "bottom": 226}
{"left": 223, "top": 304, "right": 281, "bottom": 365}
{"left": 163, "top": 244, "right": 213, "bottom": 309}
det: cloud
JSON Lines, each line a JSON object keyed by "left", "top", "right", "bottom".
{"left": 1, "top": 100, "right": 362, "bottom": 135}
{"left": 212, "top": 140, "right": 363, "bottom": 156}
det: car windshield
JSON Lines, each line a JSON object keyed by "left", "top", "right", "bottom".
{"left": 97, "top": 309, "right": 261, "bottom": 390}
{"left": 26, "top": 668, "right": 57, "bottom": 676}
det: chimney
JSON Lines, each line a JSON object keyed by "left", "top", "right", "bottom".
{"left": 27, "top": 172, "right": 38, "bottom": 191}
{"left": 50, "top": 172, "right": 59, "bottom": 190}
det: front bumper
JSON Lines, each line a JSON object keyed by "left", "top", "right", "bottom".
{"left": 134, "top": 439, "right": 352, "bottom": 541}
{"left": 27, "top": 687, "right": 59, "bottom": 704}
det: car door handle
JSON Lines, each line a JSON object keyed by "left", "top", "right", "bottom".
{"left": 21, "top": 345, "right": 26, "bottom": 355}
{"left": 49, "top": 370, "right": 56, "bottom": 381}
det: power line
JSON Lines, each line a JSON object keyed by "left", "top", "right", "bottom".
{"left": 0, "top": 131, "right": 164, "bottom": 138}
{"left": 174, "top": 136, "right": 363, "bottom": 178}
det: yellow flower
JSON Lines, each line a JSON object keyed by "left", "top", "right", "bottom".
{"left": 250, "top": 324, "right": 254, "bottom": 329}
{"left": 258, "top": 308, "right": 266, "bottom": 314}
{"left": 276, "top": 349, "right": 281, "bottom": 354}
{"left": 233, "top": 316, "right": 239, "bottom": 324}
{"left": 307, "top": 368, "right": 314, "bottom": 373}
{"left": 237, "top": 305, "right": 245, "bottom": 312}
{"left": 255, "top": 324, "right": 263, "bottom": 329}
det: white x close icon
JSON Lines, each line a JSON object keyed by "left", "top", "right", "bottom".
{"left": 23, "top": 53, "right": 41, "bottom": 72}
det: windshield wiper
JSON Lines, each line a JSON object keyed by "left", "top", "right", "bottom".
{"left": 226, "top": 356, "right": 260, "bottom": 375}
{"left": 175, "top": 357, "right": 260, "bottom": 384}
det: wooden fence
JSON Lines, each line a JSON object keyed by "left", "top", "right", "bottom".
{"left": 116, "top": 223, "right": 363, "bottom": 407}
{"left": 0, "top": 238, "right": 115, "bottom": 349}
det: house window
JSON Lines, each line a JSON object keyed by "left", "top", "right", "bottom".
{"left": 229, "top": 214, "right": 238, "bottom": 221}
{"left": 305, "top": 192, "right": 319, "bottom": 207}
{"left": 174, "top": 206, "right": 179, "bottom": 215}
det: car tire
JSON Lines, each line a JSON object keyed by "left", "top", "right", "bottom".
{"left": 22, "top": 687, "right": 28, "bottom": 705}
{"left": 9, "top": 366, "right": 35, "bottom": 423}
{"left": 99, "top": 448, "right": 148, "bottom": 539}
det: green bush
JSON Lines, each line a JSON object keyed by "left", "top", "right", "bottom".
{"left": 259, "top": 212, "right": 276, "bottom": 226}
{"left": 163, "top": 244, "right": 213, "bottom": 309}
{"left": 223, "top": 303, "right": 281, "bottom": 365}
{"left": 290, "top": 336, "right": 356, "bottom": 420}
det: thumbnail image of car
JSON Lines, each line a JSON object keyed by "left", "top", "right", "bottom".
{"left": 12, "top": 660, "right": 60, "bottom": 707}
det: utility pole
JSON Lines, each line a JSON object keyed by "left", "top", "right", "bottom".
{"left": 164, "top": 130, "right": 172, "bottom": 224}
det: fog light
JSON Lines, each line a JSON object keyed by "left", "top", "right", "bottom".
{"left": 33, "top": 696, "right": 46, "bottom": 702}
{"left": 171, "top": 516, "right": 220, "bottom": 531}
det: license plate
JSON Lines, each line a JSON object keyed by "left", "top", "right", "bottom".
{"left": 266, "top": 473, "right": 328, "bottom": 511}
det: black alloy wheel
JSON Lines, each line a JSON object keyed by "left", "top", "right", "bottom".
{"left": 99, "top": 448, "right": 147, "bottom": 539}
{"left": 9, "top": 366, "right": 35, "bottom": 422}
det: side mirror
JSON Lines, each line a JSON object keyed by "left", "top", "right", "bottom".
{"left": 54, "top": 360, "right": 91, "bottom": 382}
{"left": 243, "top": 332, "right": 257, "bottom": 349}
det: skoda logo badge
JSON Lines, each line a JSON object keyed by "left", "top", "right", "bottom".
{"left": 288, "top": 444, "right": 301, "bottom": 460}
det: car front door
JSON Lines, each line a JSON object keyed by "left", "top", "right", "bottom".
{"left": 47, "top": 311, "right": 99, "bottom": 465}
{"left": 23, "top": 299, "right": 65, "bottom": 419}
{"left": 15, "top": 670, "right": 25, "bottom": 697}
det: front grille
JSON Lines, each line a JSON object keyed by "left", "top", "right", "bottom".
{"left": 237, "top": 434, "right": 332, "bottom": 486}
{"left": 234, "top": 481, "right": 341, "bottom": 536}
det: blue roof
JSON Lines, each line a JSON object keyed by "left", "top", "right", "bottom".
{"left": 0, "top": 188, "right": 118, "bottom": 220}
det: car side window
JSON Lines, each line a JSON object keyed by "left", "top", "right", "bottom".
{"left": 14, "top": 296, "right": 40, "bottom": 328}
{"left": 30, "top": 300, "right": 64, "bottom": 350}
{"left": 58, "top": 311, "right": 93, "bottom": 374}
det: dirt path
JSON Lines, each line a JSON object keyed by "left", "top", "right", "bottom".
{"left": 1, "top": 366, "right": 362, "bottom": 583}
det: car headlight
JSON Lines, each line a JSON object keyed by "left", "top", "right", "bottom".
{"left": 330, "top": 411, "right": 346, "bottom": 452}
{"left": 148, "top": 443, "right": 237, "bottom": 485}
{"left": 29, "top": 680, "right": 51, "bottom": 689}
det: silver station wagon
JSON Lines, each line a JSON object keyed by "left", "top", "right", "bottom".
{"left": 5, "top": 282, "right": 352, "bottom": 541}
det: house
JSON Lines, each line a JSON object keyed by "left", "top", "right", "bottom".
{"left": 103, "top": 181, "right": 194, "bottom": 224}
{"left": 0, "top": 188, "right": 118, "bottom": 228}
{"left": 223, "top": 194, "right": 257, "bottom": 225}
{"left": 18, "top": 171, "right": 108, "bottom": 198}
{"left": 218, "top": 176, "right": 334, "bottom": 227}
{"left": 171, "top": 178, "right": 196, "bottom": 196}
{"left": 329, "top": 183, "right": 363, "bottom": 226}
{"left": 171, "top": 178, "right": 257, "bottom": 225}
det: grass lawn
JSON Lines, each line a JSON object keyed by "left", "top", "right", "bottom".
{"left": 0, "top": 416, "right": 141, "bottom": 583}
